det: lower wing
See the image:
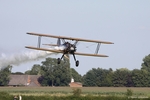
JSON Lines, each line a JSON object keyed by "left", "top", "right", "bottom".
{"left": 25, "top": 46, "right": 108, "bottom": 57}
{"left": 25, "top": 46, "right": 63, "bottom": 53}
{"left": 75, "top": 52, "right": 108, "bottom": 57}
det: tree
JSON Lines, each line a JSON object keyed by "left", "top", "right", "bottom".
{"left": 11, "top": 72, "right": 24, "bottom": 75}
{"left": 40, "top": 58, "right": 56, "bottom": 86}
{"left": 101, "top": 68, "right": 113, "bottom": 86}
{"left": 30, "top": 64, "right": 41, "bottom": 75}
{"left": 70, "top": 68, "right": 82, "bottom": 82}
{"left": 39, "top": 57, "right": 71, "bottom": 86}
{"left": 25, "top": 64, "right": 41, "bottom": 75}
{"left": 132, "top": 69, "right": 150, "bottom": 87}
{"left": 24, "top": 70, "right": 31, "bottom": 75}
{"left": 112, "top": 68, "right": 131, "bottom": 87}
{"left": 141, "top": 54, "right": 150, "bottom": 71}
{"left": 83, "top": 68, "right": 113, "bottom": 86}
{"left": 58, "top": 57, "right": 71, "bottom": 86}
{"left": 0, "top": 65, "right": 12, "bottom": 86}
{"left": 139, "top": 54, "right": 150, "bottom": 86}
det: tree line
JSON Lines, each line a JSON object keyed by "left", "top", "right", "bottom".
{"left": 0, "top": 54, "right": 150, "bottom": 87}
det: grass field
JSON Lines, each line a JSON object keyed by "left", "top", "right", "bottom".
{"left": 0, "top": 87, "right": 150, "bottom": 97}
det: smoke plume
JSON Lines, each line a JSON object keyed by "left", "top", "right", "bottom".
{"left": 0, "top": 50, "right": 53, "bottom": 69}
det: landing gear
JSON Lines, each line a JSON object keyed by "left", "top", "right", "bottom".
{"left": 58, "top": 57, "right": 79, "bottom": 67}
{"left": 76, "top": 60, "right": 79, "bottom": 67}
{"left": 73, "top": 53, "right": 79, "bottom": 67}
{"left": 57, "top": 53, "right": 65, "bottom": 64}
{"left": 57, "top": 53, "right": 79, "bottom": 67}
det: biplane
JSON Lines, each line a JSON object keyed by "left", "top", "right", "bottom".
{"left": 25, "top": 32, "right": 114, "bottom": 67}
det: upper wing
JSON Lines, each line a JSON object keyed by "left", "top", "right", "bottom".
{"left": 25, "top": 46, "right": 63, "bottom": 53}
{"left": 74, "top": 52, "right": 108, "bottom": 57}
{"left": 27, "top": 32, "right": 114, "bottom": 44}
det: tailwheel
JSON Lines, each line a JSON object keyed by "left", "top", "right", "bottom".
{"left": 76, "top": 60, "right": 79, "bottom": 67}
{"left": 57, "top": 58, "right": 61, "bottom": 64}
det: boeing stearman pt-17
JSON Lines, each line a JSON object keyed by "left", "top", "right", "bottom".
{"left": 25, "top": 32, "right": 114, "bottom": 67}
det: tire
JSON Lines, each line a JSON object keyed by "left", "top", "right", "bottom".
{"left": 76, "top": 60, "right": 79, "bottom": 67}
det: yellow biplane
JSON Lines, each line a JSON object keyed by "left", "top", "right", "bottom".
{"left": 25, "top": 32, "right": 114, "bottom": 67}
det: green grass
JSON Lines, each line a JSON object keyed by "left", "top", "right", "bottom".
{"left": 0, "top": 93, "right": 149, "bottom": 100}
{"left": 0, "top": 87, "right": 150, "bottom": 98}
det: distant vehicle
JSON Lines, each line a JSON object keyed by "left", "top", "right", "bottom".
{"left": 25, "top": 32, "right": 113, "bottom": 67}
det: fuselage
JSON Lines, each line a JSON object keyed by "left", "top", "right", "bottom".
{"left": 54, "top": 42, "right": 76, "bottom": 54}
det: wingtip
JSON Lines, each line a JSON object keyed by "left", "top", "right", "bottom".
{"left": 25, "top": 46, "right": 30, "bottom": 49}
{"left": 109, "top": 42, "right": 114, "bottom": 44}
{"left": 26, "top": 32, "right": 32, "bottom": 34}
{"left": 103, "top": 41, "right": 114, "bottom": 44}
{"left": 25, "top": 46, "right": 34, "bottom": 49}
{"left": 104, "top": 55, "right": 109, "bottom": 57}
{"left": 26, "top": 32, "right": 31, "bottom": 35}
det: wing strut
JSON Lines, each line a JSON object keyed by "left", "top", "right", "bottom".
{"left": 74, "top": 41, "right": 78, "bottom": 46}
{"left": 38, "top": 36, "right": 42, "bottom": 48}
{"left": 95, "top": 43, "right": 101, "bottom": 54}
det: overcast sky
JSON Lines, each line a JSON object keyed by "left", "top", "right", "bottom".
{"left": 0, "top": 0, "right": 150, "bottom": 75}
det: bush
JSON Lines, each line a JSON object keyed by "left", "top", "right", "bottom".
{"left": 0, "top": 92, "right": 12, "bottom": 100}
{"left": 126, "top": 89, "right": 133, "bottom": 97}
{"left": 72, "top": 88, "right": 82, "bottom": 96}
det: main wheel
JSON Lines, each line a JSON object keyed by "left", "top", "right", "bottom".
{"left": 57, "top": 58, "right": 61, "bottom": 64}
{"left": 76, "top": 60, "right": 79, "bottom": 67}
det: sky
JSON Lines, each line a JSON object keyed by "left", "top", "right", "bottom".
{"left": 0, "top": 0, "right": 150, "bottom": 75}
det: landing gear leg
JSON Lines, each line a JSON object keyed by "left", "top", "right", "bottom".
{"left": 73, "top": 54, "right": 79, "bottom": 67}
{"left": 57, "top": 53, "right": 65, "bottom": 64}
